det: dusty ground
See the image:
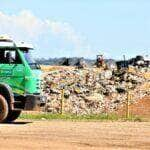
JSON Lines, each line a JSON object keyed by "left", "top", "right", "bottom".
{"left": 0, "top": 121, "right": 150, "bottom": 150}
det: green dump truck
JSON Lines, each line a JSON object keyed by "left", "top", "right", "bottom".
{"left": 0, "top": 36, "right": 46, "bottom": 123}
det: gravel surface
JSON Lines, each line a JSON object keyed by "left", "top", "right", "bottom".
{"left": 0, "top": 121, "right": 150, "bottom": 150}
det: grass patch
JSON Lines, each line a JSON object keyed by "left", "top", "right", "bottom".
{"left": 19, "top": 113, "right": 143, "bottom": 122}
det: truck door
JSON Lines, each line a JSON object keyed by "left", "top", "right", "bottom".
{"left": 0, "top": 50, "right": 25, "bottom": 95}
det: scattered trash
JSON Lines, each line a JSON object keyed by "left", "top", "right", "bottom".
{"left": 42, "top": 67, "right": 150, "bottom": 115}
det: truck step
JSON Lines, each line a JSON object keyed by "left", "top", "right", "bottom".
{"left": 14, "top": 101, "right": 22, "bottom": 104}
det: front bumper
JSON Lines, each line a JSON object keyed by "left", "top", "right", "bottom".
{"left": 24, "top": 95, "right": 46, "bottom": 110}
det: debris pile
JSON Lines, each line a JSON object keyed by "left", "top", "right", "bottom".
{"left": 42, "top": 67, "right": 150, "bottom": 114}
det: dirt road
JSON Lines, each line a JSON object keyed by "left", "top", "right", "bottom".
{"left": 0, "top": 120, "right": 150, "bottom": 150}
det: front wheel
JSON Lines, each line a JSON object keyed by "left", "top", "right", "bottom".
{"left": 0, "top": 95, "right": 9, "bottom": 123}
{"left": 6, "top": 110, "right": 21, "bottom": 122}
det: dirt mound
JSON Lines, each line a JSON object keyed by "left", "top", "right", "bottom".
{"left": 129, "top": 96, "right": 150, "bottom": 117}
{"left": 117, "top": 96, "right": 150, "bottom": 118}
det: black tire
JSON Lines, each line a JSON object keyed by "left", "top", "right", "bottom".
{"left": 6, "top": 110, "right": 21, "bottom": 122}
{"left": 0, "top": 95, "right": 9, "bottom": 123}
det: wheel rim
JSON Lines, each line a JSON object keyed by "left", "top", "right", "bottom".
{"left": 0, "top": 95, "right": 8, "bottom": 123}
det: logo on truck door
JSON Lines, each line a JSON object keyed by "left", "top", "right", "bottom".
{"left": 0, "top": 69, "right": 13, "bottom": 76}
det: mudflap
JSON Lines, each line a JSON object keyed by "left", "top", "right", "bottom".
{"left": 24, "top": 95, "right": 46, "bottom": 111}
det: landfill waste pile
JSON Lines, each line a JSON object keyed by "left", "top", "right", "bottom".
{"left": 42, "top": 67, "right": 150, "bottom": 115}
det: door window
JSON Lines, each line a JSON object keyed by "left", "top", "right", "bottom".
{"left": 0, "top": 50, "right": 22, "bottom": 64}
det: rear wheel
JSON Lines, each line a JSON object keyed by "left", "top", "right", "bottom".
{"left": 0, "top": 95, "right": 9, "bottom": 123}
{"left": 6, "top": 110, "right": 21, "bottom": 122}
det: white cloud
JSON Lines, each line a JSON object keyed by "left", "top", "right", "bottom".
{"left": 0, "top": 10, "right": 45, "bottom": 41}
{"left": 0, "top": 10, "right": 94, "bottom": 58}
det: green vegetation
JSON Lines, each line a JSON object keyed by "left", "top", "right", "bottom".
{"left": 19, "top": 113, "right": 143, "bottom": 122}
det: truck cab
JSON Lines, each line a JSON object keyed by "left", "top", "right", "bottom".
{"left": 0, "top": 36, "right": 45, "bottom": 122}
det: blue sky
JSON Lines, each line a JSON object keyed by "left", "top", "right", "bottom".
{"left": 0, "top": 0, "right": 150, "bottom": 59}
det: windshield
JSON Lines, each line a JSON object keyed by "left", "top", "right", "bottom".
{"left": 24, "top": 51, "right": 40, "bottom": 69}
